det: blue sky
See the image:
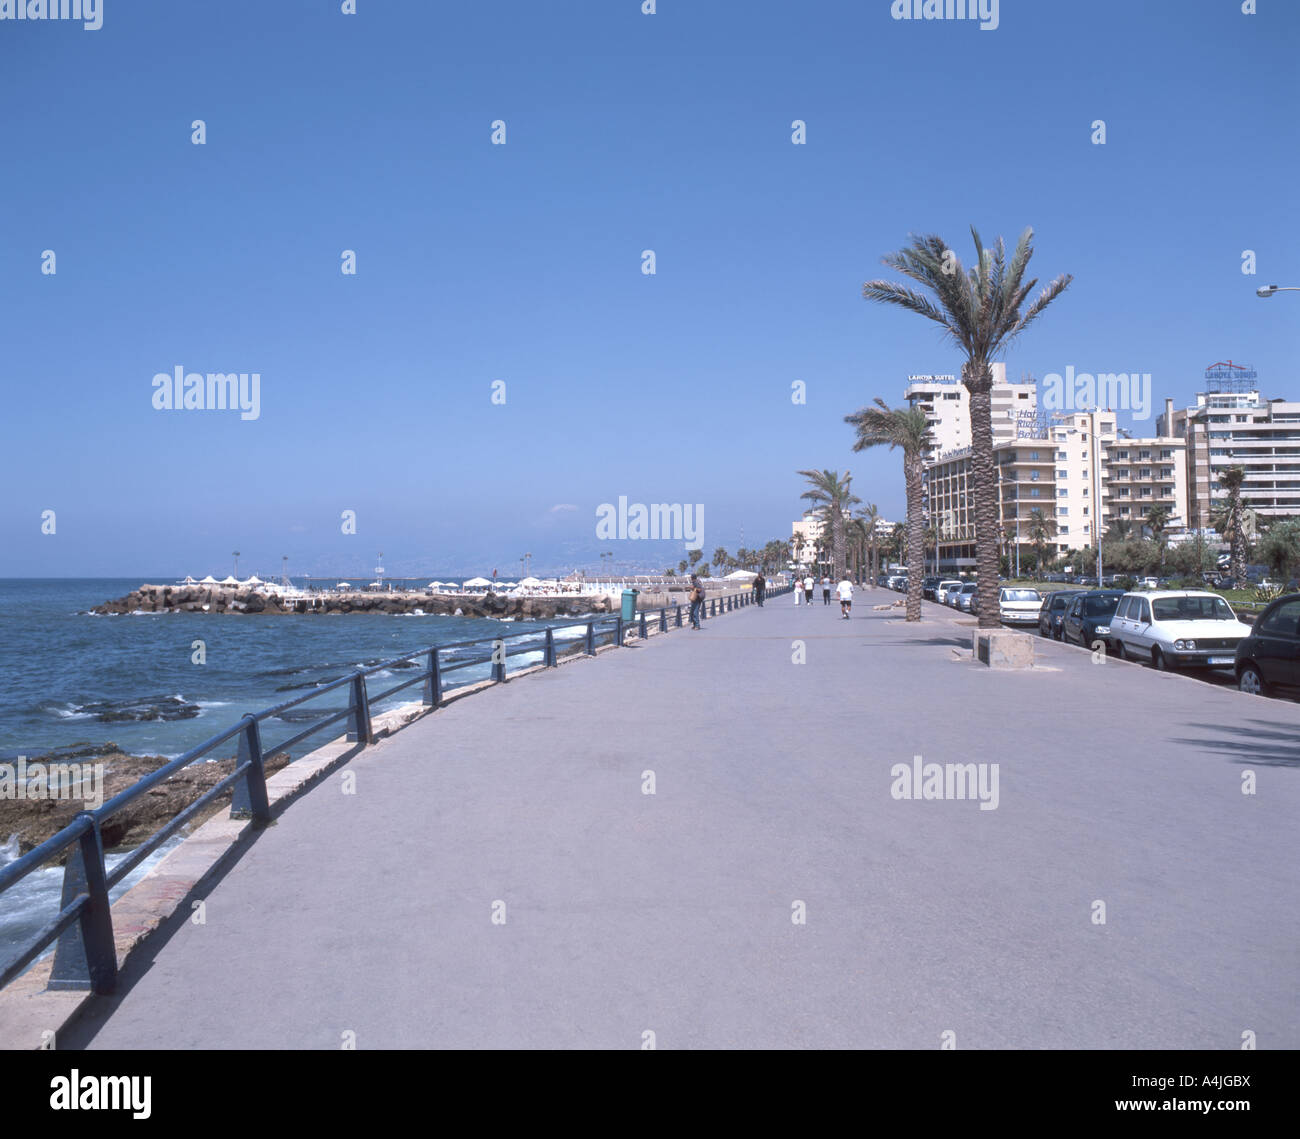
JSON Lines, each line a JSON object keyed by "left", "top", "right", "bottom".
{"left": 2, "top": 0, "right": 1297, "bottom": 578}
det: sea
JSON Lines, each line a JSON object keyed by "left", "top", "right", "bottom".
{"left": 0, "top": 577, "right": 601, "bottom": 976}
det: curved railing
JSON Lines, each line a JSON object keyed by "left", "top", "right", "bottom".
{"left": 0, "top": 583, "right": 789, "bottom": 994}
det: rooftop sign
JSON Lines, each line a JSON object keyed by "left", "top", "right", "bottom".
{"left": 908, "top": 374, "right": 958, "bottom": 382}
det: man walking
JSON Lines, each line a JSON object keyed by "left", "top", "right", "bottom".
{"left": 804, "top": 575, "right": 814, "bottom": 606}
{"left": 822, "top": 576, "right": 831, "bottom": 605}
{"left": 688, "top": 574, "right": 704, "bottom": 629}
{"left": 754, "top": 572, "right": 766, "bottom": 607}
{"left": 837, "top": 575, "right": 853, "bottom": 619}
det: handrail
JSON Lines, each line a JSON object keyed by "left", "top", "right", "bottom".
{"left": 0, "top": 583, "right": 788, "bottom": 994}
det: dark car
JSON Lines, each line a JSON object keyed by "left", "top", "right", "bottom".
{"left": 922, "top": 576, "right": 940, "bottom": 600}
{"left": 1038, "top": 590, "right": 1084, "bottom": 639}
{"left": 1235, "top": 593, "right": 1300, "bottom": 697}
{"left": 1062, "top": 590, "right": 1126, "bottom": 651}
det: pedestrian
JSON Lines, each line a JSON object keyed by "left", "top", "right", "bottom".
{"left": 804, "top": 575, "right": 814, "bottom": 606}
{"left": 822, "top": 575, "right": 831, "bottom": 605}
{"left": 794, "top": 574, "right": 801, "bottom": 605}
{"left": 688, "top": 574, "right": 704, "bottom": 629}
{"left": 837, "top": 575, "right": 853, "bottom": 619}
{"left": 754, "top": 572, "right": 766, "bottom": 607}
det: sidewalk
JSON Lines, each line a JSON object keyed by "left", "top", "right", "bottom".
{"left": 61, "top": 589, "right": 1300, "bottom": 1049}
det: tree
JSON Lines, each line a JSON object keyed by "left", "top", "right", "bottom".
{"left": 844, "top": 399, "right": 932, "bottom": 621}
{"left": 677, "top": 560, "right": 687, "bottom": 574}
{"left": 711, "top": 547, "right": 729, "bottom": 573}
{"left": 664, "top": 567, "right": 676, "bottom": 577}
{"left": 863, "top": 227, "right": 1071, "bottom": 627}
{"left": 1026, "top": 508, "right": 1055, "bottom": 575}
{"left": 858, "top": 503, "right": 880, "bottom": 584}
{"left": 1214, "top": 466, "right": 1249, "bottom": 583}
{"left": 797, "top": 469, "right": 859, "bottom": 581}
{"left": 687, "top": 549, "right": 703, "bottom": 569}
{"left": 1256, "top": 519, "right": 1300, "bottom": 582}
{"left": 1143, "top": 504, "right": 1172, "bottom": 571}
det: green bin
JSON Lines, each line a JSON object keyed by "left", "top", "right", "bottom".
{"left": 620, "top": 588, "right": 639, "bottom": 623}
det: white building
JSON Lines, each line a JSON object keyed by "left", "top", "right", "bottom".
{"left": 905, "top": 362, "right": 1039, "bottom": 463}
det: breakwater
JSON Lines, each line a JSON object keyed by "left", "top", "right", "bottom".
{"left": 92, "top": 584, "right": 619, "bottom": 619}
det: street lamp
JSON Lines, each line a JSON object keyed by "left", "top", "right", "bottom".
{"left": 1256, "top": 284, "right": 1300, "bottom": 298}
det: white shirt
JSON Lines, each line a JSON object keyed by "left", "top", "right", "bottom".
{"left": 837, "top": 580, "right": 853, "bottom": 600}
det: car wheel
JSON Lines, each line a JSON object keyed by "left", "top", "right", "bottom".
{"left": 1152, "top": 647, "right": 1172, "bottom": 672}
{"left": 1238, "top": 664, "right": 1269, "bottom": 697}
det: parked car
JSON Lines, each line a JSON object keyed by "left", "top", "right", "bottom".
{"left": 1038, "top": 590, "right": 1084, "bottom": 640}
{"left": 1075, "top": 576, "right": 1096, "bottom": 587}
{"left": 886, "top": 574, "right": 905, "bottom": 590}
{"left": 922, "top": 576, "right": 940, "bottom": 600}
{"left": 998, "top": 587, "right": 1043, "bottom": 626}
{"left": 946, "top": 583, "right": 966, "bottom": 608}
{"left": 1235, "top": 593, "right": 1300, "bottom": 697}
{"left": 1109, "top": 590, "right": 1251, "bottom": 671}
{"left": 936, "top": 579, "right": 963, "bottom": 605}
{"left": 876, "top": 573, "right": 889, "bottom": 587}
{"left": 1137, "top": 576, "right": 1159, "bottom": 590}
{"left": 956, "top": 581, "right": 979, "bottom": 612}
{"left": 1061, "top": 590, "right": 1126, "bottom": 650}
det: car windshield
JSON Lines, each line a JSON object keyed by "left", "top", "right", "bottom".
{"left": 1151, "top": 596, "right": 1235, "bottom": 622}
{"left": 1002, "top": 589, "right": 1040, "bottom": 602}
{"left": 1083, "top": 595, "right": 1120, "bottom": 617}
{"left": 961, "top": 583, "right": 977, "bottom": 592}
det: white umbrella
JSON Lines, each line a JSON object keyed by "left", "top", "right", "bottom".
{"left": 428, "top": 581, "right": 443, "bottom": 588}
{"left": 219, "top": 575, "right": 239, "bottom": 585}
{"left": 336, "top": 582, "right": 352, "bottom": 589}
{"left": 463, "top": 576, "right": 493, "bottom": 588}
{"left": 199, "top": 575, "right": 217, "bottom": 584}
{"left": 519, "top": 576, "right": 543, "bottom": 587}
{"left": 724, "top": 569, "right": 759, "bottom": 580}
{"left": 243, "top": 575, "right": 263, "bottom": 585}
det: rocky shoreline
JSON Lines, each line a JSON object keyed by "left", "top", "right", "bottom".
{"left": 92, "top": 584, "right": 621, "bottom": 619}
{"left": 0, "top": 742, "right": 292, "bottom": 861}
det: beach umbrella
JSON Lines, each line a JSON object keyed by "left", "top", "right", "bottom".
{"left": 428, "top": 581, "right": 443, "bottom": 588}
{"left": 243, "top": 575, "right": 263, "bottom": 585}
{"left": 199, "top": 575, "right": 218, "bottom": 584}
{"left": 519, "top": 576, "right": 543, "bottom": 587}
{"left": 336, "top": 582, "right": 351, "bottom": 589}
{"left": 463, "top": 576, "right": 492, "bottom": 588}
{"left": 723, "top": 569, "right": 759, "bottom": 580}
{"left": 219, "top": 575, "right": 239, "bottom": 585}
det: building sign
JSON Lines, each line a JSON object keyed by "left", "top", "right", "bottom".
{"left": 1204, "top": 360, "right": 1258, "bottom": 390}
{"left": 907, "top": 374, "right": 957, "bottom": 382}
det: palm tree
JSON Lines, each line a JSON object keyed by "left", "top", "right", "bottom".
{"left": 1025, "top": 508, "right": 1054, "bottom": 575}
{"left": 863, "top": 227, "right": 1072, "bottom": 627}
{"left": 1214, "top": 466, "right": 1249, "bottom": 583}
{"left": 1105, "top": 518, "right": 1133, "bottom": 542}
{"left": 858, "top": 503, "right": 880, "bottom": 585}
{"left": 1143, "top": 504, "right": 1172, "bottom": 570}
{"left": 797, "top": 469, "right": 859, "bottom": 581}
{"left": 844, "top": 399, "right": 931, "bottom": 621}
{"left": 712, "top": 547, "right": 729, "bottom": 574}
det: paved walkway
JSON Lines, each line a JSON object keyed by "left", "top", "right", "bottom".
{"left": 66, "top": 591, "right": 1300, "bottom": 1049}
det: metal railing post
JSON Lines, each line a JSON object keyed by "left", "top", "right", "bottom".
{"left": 638, "top": 611, "right": 648, "bottom": 638}
{"left": 423, "top": 648, "right": 442, "bottom": 706}
{"left": 659, "top": 609, "right": 668, "bottom": 632}
{"left": 230, "top": 715, "right": 271, "bottom": 822}
{"left": 346, "top": 670, "right": 372, "bottom": 744}
{"left": 675, "top": 603, "right": 682, "bottom": 627}
{"left": 491, "top": 637, "right": 507, "bottom": 683}
{"left": 48, "top": 818, "right": 117, "bottom": 994}
{"left": 544, "top": 627, "right": 557, "bottom": 666}
{"left": 615, "top": 616, "right": 624, "bottom": 645}
{"left": 585, "top": 622, "right": 596, "bottom": 655}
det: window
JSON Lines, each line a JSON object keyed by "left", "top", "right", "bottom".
{"left": 1031, "top": 471, "right": 1040, "bottom": 481}
{"left": 1116, "top": 598, "right": 1133, "bottom": 620}
{"left": 1257, "top": 599, "right": 1300, "bottom": 637}
{"left": 1056, "top": 451, "right": 1068, "bottom": 460}
{"left": 1140, "top": 468, "right": 1151, "bottom": 479}
{"left": 1138, "top": 599, "right": 1152, "bottom": 623}
{"left": 1060, "top": 524, "right": 1069, "bottom": 533}
{"left": 1058, "top": 470, "right": 1068, "bottom": 479}
{"left": 1139, "top": 450, "right": 1152, "bottom": 460}
{"left": 1140, "top": 488, "right": 1152, "bottom": 498}
{"left": 1115, "top": 450, "right": 1129, "bottom": 460}
{"left": 1029, "top": 451, "right": 1040, "bottom": 461}
{"left": 1057, "top": 507, "right": 1068, "bottom": 516}
{"left": 1030, "top": 488, "right": 1041, "bottom": 497}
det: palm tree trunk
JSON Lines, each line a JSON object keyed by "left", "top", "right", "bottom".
{"left": 905, "top": 454, "right": 924, "bottom": 621}
{"left": 966, "top": 361, "right": 1001, "bottom": 628}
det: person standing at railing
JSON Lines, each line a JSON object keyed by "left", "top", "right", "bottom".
{"left": 688, "top": 575, "right": 704, "bottom": 629}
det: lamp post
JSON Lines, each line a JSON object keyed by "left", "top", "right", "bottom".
{"left": 1256, "top": 285, "right": 1300, "bottom": 298}
{"left": 232, "top": 550, "right": 240, "bottom": 577}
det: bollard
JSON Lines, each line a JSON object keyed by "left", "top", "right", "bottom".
{"left": 544, "top": 627, "right": 557, "bottom": 666}
{"left": 638, "top": 611, "right": 648, "bottom": 638}
{"left": 659, "top": 609, "right": 668, "bottom": 632}
{"left": 585, "top": 622, "right": 596, "bottom": 655}
{"left": 231, "top": 715, "right": 271, "bottom": 821}
{"left": 491, "top": 638, "right": 507, "bottom": 683}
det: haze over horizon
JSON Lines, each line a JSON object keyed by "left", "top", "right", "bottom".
{"left": 4, "top": 0, "right": 1297, "bottom": 578}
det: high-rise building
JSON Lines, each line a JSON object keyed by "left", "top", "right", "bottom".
{"left": 1160, "top": 390, "right": 1300, "bottom": 526}
{"left": 905, "top": 362, "right": 1039, "bottom": 463}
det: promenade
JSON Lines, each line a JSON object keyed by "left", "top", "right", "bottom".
{"left": 62, "top": 591, "right": 1300, "bottom": 1049}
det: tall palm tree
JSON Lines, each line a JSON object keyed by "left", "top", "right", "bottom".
{"left": 797, "top": 469, "right": 859, "bottom": 581}
{"left": 1025, "top": 508, "right": 1054, "bottom": 575}
{"left": 1143, "top": 504, "right": 1172, "bottom": 570}
{"left": 857, "top": 503, "right": 880, "bottom": 585}
{"left": 711, "top": 547, "right": 729, "bottom": 573}
{"left": 844, "top": 399, "right": 931, "bottom": 621}
{"left": 863, "top": 227, "right": 1072, "bottom": 628}
{"left": 1214, "top": 466, "right": 1249, "bottom": 583}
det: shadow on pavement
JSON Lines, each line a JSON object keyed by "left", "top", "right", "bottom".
{"left": 1170, "top": 721, "right": 1300, "bottom": 767}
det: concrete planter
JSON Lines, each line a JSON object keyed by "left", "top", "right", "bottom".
{"left": 973, "top": 630, "right": 1035, "bottom": 669}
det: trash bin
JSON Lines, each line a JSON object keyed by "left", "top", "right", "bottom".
{"left": 620, "top": 588, "right": 639, "bottom": 624}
